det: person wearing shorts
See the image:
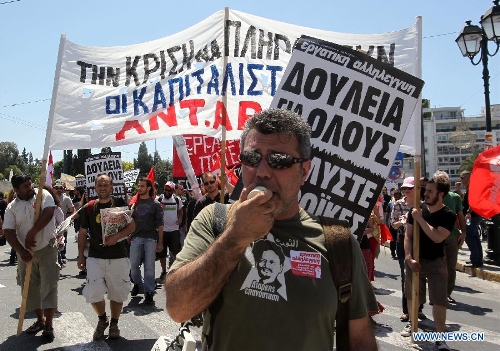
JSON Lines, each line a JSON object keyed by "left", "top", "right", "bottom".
{"left": 401, "top": 172, "right": 456, "bottom": 350}
{"left": 3, "top": 174, "right": 58, "bottom": 338}
{"left": 78, "top": 174, "right": 131, "bottom": 341}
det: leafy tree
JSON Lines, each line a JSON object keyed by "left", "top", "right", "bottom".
{"left": 0, "top": 142, "right": 20, "bottom": 173}
{"left": 54, "top": 160, "right": 63, "bottom": 179}
{"left": 122, "top": 161, "right": 134, "bottom": 172}
{"left": 4, "top": 165, "right": 22, "bottom": 178}
{"left": 0, "top": 173, "right": 3, "bottom": 180}
{"left": 155, "top": 159, "right": 173, "bottom": 189}
{"left": 459, "top": 151, "right": 479, "bottom": 173}
{"left": 71, "top": 149, "right": 91, "bottom": 176}
{"left": 134, "top": 142, "right": 154, "bottom": 176}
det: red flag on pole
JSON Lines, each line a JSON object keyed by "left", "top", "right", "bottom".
{"left": 45, "top": 151, "right": 54, "bottom": 185}
{"left": 129, "top": 167, "right": 155, "bottom": 206}
{"left": 469, "top": 145, "right": 500, "bottom": 218}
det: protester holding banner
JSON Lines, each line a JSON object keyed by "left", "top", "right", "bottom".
{"left": 401, "top": 172, "right": 456, "bottom": 351}
{"left": 166, "top": 109, "right": 377, "bottom": 350}
{"left": 77, "top": 174, "right": 130, "bottom": 340}
{"left": 129, "top": 178, "right": 163, "bottom": 305}
{"left": 390, "top": 177, "right": 425, "bottom": 322}
{"left": 3, "top": 174, "right": 58, "bottom": 338}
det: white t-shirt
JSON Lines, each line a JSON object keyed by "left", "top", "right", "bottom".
{"left": 3, "top": 189, "right": 56, "bottom": 251}
{"left": 159, "top": 195, "right": 182, "bottom": 232}
{"left": 59, "top": 193, "right": 74, "bottom": 216}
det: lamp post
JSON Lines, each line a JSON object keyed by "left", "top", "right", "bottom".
{"left": 455, "top": 0, "right": 500, "bottom": 149}
{"left": 456, "top": 1, "right": 500, "bottom": 265}
{"left": 455, "top": 0, "right": 500, "bottom": 148}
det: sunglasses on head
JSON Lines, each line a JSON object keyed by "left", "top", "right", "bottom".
{"left": 203, "top": 179, "right": 216, "bottom": 186}
{"left": 239, "top": 150, "right": 306, "bottom": 170}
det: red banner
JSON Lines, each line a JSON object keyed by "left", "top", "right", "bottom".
{"left": 173, "top": 135, "right": 241, "bottom": 177}
{"left": 469, "top": 145, "right": 500, "bottom": 219}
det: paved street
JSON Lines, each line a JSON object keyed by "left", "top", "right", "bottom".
{"left": 0, "top": 234, "right": 499, "bottom": 350}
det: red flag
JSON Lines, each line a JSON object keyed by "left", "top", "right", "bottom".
{"left": 129, "top": 167, "right": 155, "bottom": 206}
{"left": 45, "top": 151, "right": 54, "bottom": 185}
{"left": 226, "top": 166, "right": 239, "bottom": 186}
{"left": 469, "top": 145, "right": 500, "bottom": 218}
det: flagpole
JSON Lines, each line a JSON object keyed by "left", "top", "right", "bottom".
{"left": 17, "top": 34, "right": 66, "bottom": 336}
{"left": 219, "top": 7, "right": 230, "bottom": 204}
{"left": 410, "top": 17, "right": 423, "bottom": 342}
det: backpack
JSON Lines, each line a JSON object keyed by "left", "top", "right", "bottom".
{"left": 205, "top": 203, "right": 353, "bottom": 350}
{"left": 158, "top": 195, "right": 180, "bottom": 208}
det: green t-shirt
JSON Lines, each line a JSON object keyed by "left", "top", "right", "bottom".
{"left": 171, "top": 205, "right": 376, "bottom": 351}
{"left": 443, "top": 192, "right": 462, "bottom": 237}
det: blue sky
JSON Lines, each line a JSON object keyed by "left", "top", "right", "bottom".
{"left": 1, "top": 0, "right": 498, "bottom": 164}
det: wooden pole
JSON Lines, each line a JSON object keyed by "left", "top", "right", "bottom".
{"left": 219, "top": 7, "right": 230, "bottom": 204}
{"left": 17, "top": 160, "right": 48, "bottom": 336}
{"left": 410, "top": 157, "right": 421, "bottom": 341}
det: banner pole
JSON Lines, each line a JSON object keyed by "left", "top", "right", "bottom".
{"left": 17, "top": 34, "right": 66, "bottom": 336}
{"left": 219, "top": 7, "right": 230, "bottom": 204}
{"left": 410, "top": 157, "right": 421, "bottom": 342}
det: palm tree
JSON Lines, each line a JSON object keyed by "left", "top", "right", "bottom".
{"left": 459, "top": 151, "right": 480, "bottom": 173}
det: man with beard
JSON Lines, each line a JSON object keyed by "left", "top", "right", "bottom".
{"left": 129, "top": 178, "right": 163, "bottom": 305}
{"left": 401, "top": 172, "right": 456, "bottom": 350}
{"left": 156, "top": 181, "right": 183, "bottom": 284}
{"left": 77, "top": 174, "right": 131, "bottom": 340}
{"left": 166, "top": 109, "right": 377, "bottom": 351}
{"left": 3, "top": 174, "right": 58, "bottom": 338}
{"left": 193, "top": 172, "right": 232, "bottom": 219}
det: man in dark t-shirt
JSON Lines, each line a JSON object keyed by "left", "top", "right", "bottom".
{"left": 77, "top": 174, "right": 131, "bottom": 341}
{"left": 401, "top": 172, "right": 456, "bottom": 350}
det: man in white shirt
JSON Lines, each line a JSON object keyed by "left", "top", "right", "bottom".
{"left": 156, "top": 181, "right": 183, "bottom": 284}
{"left": 3, "top": 174, "right": 58, "bottom": 338}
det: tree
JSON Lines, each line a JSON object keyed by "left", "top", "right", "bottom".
{"left": 0, "top": 142, "right": 20, "bottom": 173}
{"left": 71, "top": 149, "right": 91, "bottom": 175}
{"left": 122, "top": 161, "right": 134, "bottom": 172}
{"left": 459, "top": 151, "right": 479, "bottom": 173}
{"left": 134, "top": 142, "right": 154, "bottom": 176}
{"left": 54, "top": 160, "right": 63, "bottom": 180}
{"left": 155, "top": 158, "right": 173, "bottom": 189}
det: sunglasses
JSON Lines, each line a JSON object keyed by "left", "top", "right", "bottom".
{"left": 203, "top": 179, "right": 216, "bottom": 186}
{"left": 54, "top": 187, "right": 64, "bottom": 190}
{"left": 239, "top": 150, "right": 306, "bottom": 170}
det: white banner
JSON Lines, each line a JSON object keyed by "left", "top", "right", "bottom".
{"left": 271, "top": 36, "right": 424, "bottom": 238}
{"left": 84, "top": 152, "right": 125, "bottom": 199}
{"left": 48, "top": 9, "right": 421, "bottom": 154}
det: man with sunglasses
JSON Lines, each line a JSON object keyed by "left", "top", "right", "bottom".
{"left": 166, "top": 109, "right": 377, "bottom": 351}
{"left": 192, "top": 172, "right": 231, "bottom": 220}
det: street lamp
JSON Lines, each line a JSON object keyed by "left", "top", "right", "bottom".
{"left": 455, "top": 0, "right": 500, "bottom": 149}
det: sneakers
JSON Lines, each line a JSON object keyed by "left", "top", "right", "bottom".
{"left": 400, "top": 313, "right": 409, "bottom": 322}
{"left": 131, "top": 283, "right": 140, "bottom": 297}
{"left": 156, "top": 271, "right": 167, "bottom": 284}
{"left": 144, "top": 292, "right": 155, "bottom": 305}
{"left": 418, "top": 311, "right": 427, "bottom": 320}
{"left": 93, "top": 318, "right": 109, "bottom": 340}
{"left": 400, "top": 323, "right": 412, "bottom": 337}
{"left": 108, "top": 323, "right": 120, "bottom": 339}
{"left": 436, "top": 341, "right": 450, "bottom": 350}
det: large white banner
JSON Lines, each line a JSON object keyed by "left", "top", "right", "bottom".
{"left": 271, "top": 36, "right": 424, "bottom": 238}
{"left": 48, "top": 9, "right": 421, "bottom": 153}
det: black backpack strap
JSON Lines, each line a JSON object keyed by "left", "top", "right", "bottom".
{"left": 320, "top": 216, "right": 352, "bottom": 351}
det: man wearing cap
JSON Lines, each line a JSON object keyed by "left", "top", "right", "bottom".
{"left": 156, "top": 181, "right": 183, "bottom": 283}
{"left": 53, "top": 180, "right": 75, "bottom": 262}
